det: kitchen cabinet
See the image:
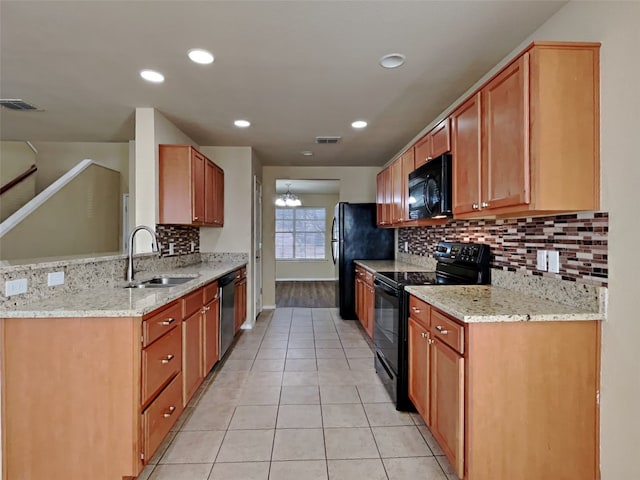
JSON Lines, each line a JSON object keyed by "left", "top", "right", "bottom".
{"left": 182, "top": 308, "right": 203, "bottom": 406}
{"left": 203, "top": 281, "right": 220, "bottom": 374}
{"left": 414, "top": 118, "right": 451, "bottom": 168}
{"left": 234, "top": 267, "right": 247, "bottom": 333}
{"left": 451, "top": 42, "right": 600, "bottom": 218}
{"left": 406, "top": 293, "right": 600, "bottom": 480}
{"left": 354, "top": 265, "right": 374, "bottom": 338}
{"left": 378, "top": 148, "right": 414, "bottom": 227}
{"left": 159, "top": 144, "right": 224, "bottom": 227}
{"left": 376, "top": 167, "right": 393, "bottom": 227}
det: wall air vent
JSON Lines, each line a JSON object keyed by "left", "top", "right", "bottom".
{"left": 0, "top": 99, "right": 41, "bottom": 111}
{"left": 315, "top": 136, "right": 341, "bottom": 144}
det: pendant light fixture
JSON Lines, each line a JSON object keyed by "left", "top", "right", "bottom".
{"left": 275, "top": 183, "right": 302, "bottom": 207}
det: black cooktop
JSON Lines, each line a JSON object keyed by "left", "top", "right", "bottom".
{"left": 375, "top": 270, "right": 467, "bottom": 287}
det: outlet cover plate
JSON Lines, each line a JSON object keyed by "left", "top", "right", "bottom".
{"left": 536, "top": 250, "right": 547, "bottom": 271}
{"left": 48, "top": 271, "right": 65, "bottom": 286}
{"left": 548, "top": 251, "right": 560, "bottom": 273}
{"left": 5, "top": 278, "right": 28, "bottom": 296}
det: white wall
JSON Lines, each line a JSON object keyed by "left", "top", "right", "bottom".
{"left": 521, "top": 3, "right": 639, "bottom": 478}
{"left": 262, "top": 166, "right": 379, "bottom": 307}
{"left": 275, "top": 193, "right": 339, "bottom": 281}
{"left": 200, "top": 146, "right": 255, "bottom": 323}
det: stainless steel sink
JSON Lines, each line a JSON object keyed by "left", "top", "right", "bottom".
{"left": 124, "top": 276, "right": 196, "bottom": 289}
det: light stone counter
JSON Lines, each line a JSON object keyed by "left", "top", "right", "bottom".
{"left": 0, "top": 261, "right": 246, "bottom": 318}
{"left": 354, "top": 259, "right": 433, "bottom": 273}
{"left": 405, "top": 284, "right": 604, "bottom": 323}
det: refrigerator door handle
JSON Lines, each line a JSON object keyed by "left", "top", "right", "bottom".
{"left": 331, "top": 217, "right": 337, "bottom": 241}
{"left": 331, "top": 240, "right": 338, "bottom": 264}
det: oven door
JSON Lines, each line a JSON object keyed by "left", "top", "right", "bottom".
{"left": 373, "top": 277, "right": 400, "bottom": 379}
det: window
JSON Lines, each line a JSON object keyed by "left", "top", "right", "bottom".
{"left": 275, "top": 207, "right": 326, "bottom": 260}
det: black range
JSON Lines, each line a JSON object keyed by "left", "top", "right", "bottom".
{"left": 373, "top": 241, "right": 490, "bottom": 410}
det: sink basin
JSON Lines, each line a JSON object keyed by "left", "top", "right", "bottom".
{"left": 124, "top": 276, "right": 196, "bottom": 289}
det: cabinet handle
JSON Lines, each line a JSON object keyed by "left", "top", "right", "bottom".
{"left": 201, "top": 305, "right": 211, "bottom": 313}
{"left": 411, "top": 306, "right": 421, "bottom": 313}
{"left": 163, "top": 406, "right": 176, "bottom": 418}
{"left": 420, "top": 332, "right": 428, "bottom": 338}
{"left": 428, "top": 338, "right": 435, "bottom": 345}
{"left": 160, "top": 354, "right": 174, "bottom": 364}
{"left": 427, "top": 156, "right": 433, "bottom": 161}
{"left": 435, "top": 325, "right": 449, "bottom": 335}
{"left": 481, "top": 201, "right": 489, "bottom": 208}
{"left": 472, "top": 204, "right": 479, "bottom": 210}
{"left": 160, "top": 317, "right": 175, "bottom": 326}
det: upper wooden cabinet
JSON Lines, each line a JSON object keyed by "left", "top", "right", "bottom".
{"left": 159, "top": 144, "right": 224, "bottom": 227}
{"left": 415, "top": 118, "right": 451, "bottom": 168}
{"left": 376, "top": 168, "right": 392, "bottom": 227}
{"left": 451, "top": 42, "right": 600, "bottom": 218}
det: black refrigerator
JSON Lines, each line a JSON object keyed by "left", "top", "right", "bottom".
{"left": 331, "top": 202, "right": 394, "bottom": 320}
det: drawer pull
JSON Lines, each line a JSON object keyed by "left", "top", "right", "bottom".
{"left": 435, "top": 325, "right": 449, "bottom": 335}
{"left": 160, "top": 354, "right": 175, "bottom": 364}
{"left": 472, "top": 203, "right": 479, "bottom": 210}
{"left": 420, "top": 332, "right": 428, "bottom": 338}
{"left": 163, "top": 406, "right": 176, "bottom": 418}
{"left": 160, "top": 317, "right": 175, "bottom": 326}
{"left": 428, "top": 338, "right": 434, "bottom": 345}
{"left": 411, "top": 306, "right": 421, "bottom": 313}
{"left": 481, "top": 201, "right": 489, "bottom": 208}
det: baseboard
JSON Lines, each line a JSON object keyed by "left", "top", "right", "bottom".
{"left": 276, "top": 278, "right": 337, "bottom": 282}
{"left": 262, "top": 305, "right": 276, "bottom": 310}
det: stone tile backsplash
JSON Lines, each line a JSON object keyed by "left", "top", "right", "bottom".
{"left": 156, "top": 224, "right": 200, "bottom": 256}
{"left": 398, "top": 212, "right": 608, "bottom": 286}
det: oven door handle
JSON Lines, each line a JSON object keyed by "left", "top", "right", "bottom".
{"left": 374, "top": 278, "right": 399, "bottom": 297}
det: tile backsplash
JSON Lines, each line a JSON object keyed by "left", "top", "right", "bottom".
{"left": 398, "top": 212, "right": 608, "bottom": 286}
{"left": 156, "top": 225, "right": 200, "bottom": 256}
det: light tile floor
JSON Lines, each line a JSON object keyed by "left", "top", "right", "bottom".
{"left": 138, "top": 307, "right": 456, "bottom": 480}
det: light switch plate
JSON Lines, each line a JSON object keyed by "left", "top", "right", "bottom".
{"left": 404, "top": 241, "right": 408, "bottom": 252}
{"left": 190, "top": 241, "right": 195, "bottom": 253}
{"left": 48, "top": 271, "right": 65, "bottom": 286}
{"left": 536, "top": 250, "right": 547, "bottom": 271}
{"left": 169, "top": 242, "right": 175, "bottom": 256}
{"left": 5, "top": 278, "right": 28, "bottom": 296}
{"left": 548, "top": 251, "right": 560, "bottom": 273}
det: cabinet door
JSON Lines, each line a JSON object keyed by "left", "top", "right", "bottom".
{"left": 430, "top": 118, "right": 451, "bottom": 158}
{"left": 451, "top": 93, "right": 482, "bottom": 215}
{"left": 203, "top": 296, "right": 219, "bottom": 374}
{"left": 376, "top": 172, "right": 385, "bottom": 226}
{"left": 414, "top": 134, "right": 431, "bottom": 169}
{"left": 430, "top": 339, "right": 464, "bottom": 479}
{"left": 214, "top": 165, "right": 224, "bottom": 226}
{"left": 234, "top": 275, "right": 247, "bottom": 334}
{"left": 391, "top": 157, "right": 403, "bottom": 224}
{"left": 204, "top": 160, "right": 215, "bottom": 224}
{"left": 191, "top": 151, "right": 206, "bottom": 224}
{"left": 401, "top": 149, "right": 415, "bottom": 222}
{"left": 408, "top": 317, "right": 430, "bottom": 422}
{"left": 365, "top": 281, "right": 375, "bottom": 340}
{"left": 382, "top": 167, "right": 392, "bottom": 225}
{"left": 482, "top": 54, "right": 530, "bottom": 211}
{"left": 182, "top": 311, "right": 203, "bottom": 406}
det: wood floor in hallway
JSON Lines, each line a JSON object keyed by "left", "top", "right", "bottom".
{"left": 275, "top": 281, "right": 336, "bottom": 308}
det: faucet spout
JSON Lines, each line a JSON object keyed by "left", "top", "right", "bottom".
{"left": 127, "top": 225, "right": 159, "bottom": 284}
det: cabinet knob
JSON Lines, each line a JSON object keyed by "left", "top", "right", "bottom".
{"left": 194, "top": 216, "right": 199, "bottom": 220}
{"left": 163, "top": 406, "right": 176, "bottom": 418}
{"left": 427, "top": 156, "right": 433, "bottom": 161}
{"left": 161, "top": 354, "right": 174, "bottom": 364}
{"left": 160, "top": 317, "right": 175, "bottom": 326}
{"left": 435, "top": 325, "right": 449, "bottom": 335}
{"left": 420, "top": 332, "right": 428, "bottom": 338}
{"left": 411, "top": 306, "right": 421, "bottom": 313}
{"left": 428, "top": 338, "right": 435, "bottom": 345}
{"left": 472, "top": 204, "right": 479, "bottom": 210}
{"left": 481, "top": 201, "right": 489, "bottom": 208}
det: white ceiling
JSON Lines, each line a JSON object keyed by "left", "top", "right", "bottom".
{"left": 0, "top": 1, "right": 566, "bottom": 167}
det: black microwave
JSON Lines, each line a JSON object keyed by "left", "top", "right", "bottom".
{"left": 408, "top": 154, "right": 452, "bottom": 219}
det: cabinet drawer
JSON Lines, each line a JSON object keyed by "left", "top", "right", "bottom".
{"left": 183, "top": 288, "right": 203, "bottom": 318}
{"left": 409, "top": 295, "right": 430, "bottom": 329}
{"left": 142, "top": 372, "right": 183, "bottom": 462}
{"left": 142, "top": 325, "right": 182, "bottom": 406}
{"left": 203, "top": 281, "right": 218, "bottom": 304}
{"left": 143, "top": 301, "right": 182, "bottom": 346}
{"left": 431, "top": 309, "right": 464, "bottom": 354}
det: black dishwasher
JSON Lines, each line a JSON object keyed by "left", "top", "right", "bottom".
{"left": 218, "top": 271, "right": 236, "bottom": 358}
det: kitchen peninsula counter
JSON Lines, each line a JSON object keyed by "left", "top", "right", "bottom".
{"left": 0, "top": 260, "right": 246, "bottom": 318}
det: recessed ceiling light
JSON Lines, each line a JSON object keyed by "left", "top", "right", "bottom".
{"left": 140, "top": 69, "right": 165, "bottom": 83}
{"left": 301, "top": 151, "right": 313, "bottom": 156}
{"left": 234, "top": 119, "right": 251, "bottom": 128}
{"left": 188, "top": 48, "right": 214, "bottom": 65}
{"left": 351, "top": 120, "right": 368, "bottom": 129}
{"left": 379, "top": 53, "right": 406, "bottom": 69}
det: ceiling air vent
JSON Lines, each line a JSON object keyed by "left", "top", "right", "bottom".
{"left": 315, "top": 136, "right": 341, "bottom": 144}
{"left": 0, "top": 99, "right": 41, "bottom": 111}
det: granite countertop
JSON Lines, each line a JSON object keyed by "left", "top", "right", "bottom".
{"left": 354, "top": 259, "right": 433, "bottom": 273}
{"left": 0, "top": 261, "right": 246, "bottom": 319}
{"left": 405, "top": 284, "right": 604, "bottom": 323}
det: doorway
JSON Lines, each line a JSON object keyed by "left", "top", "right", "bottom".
{"left": 254, "top": 175, "right": 263, "bottom": 318}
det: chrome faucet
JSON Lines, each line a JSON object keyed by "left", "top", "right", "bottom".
{"left": 127, "top": 225, "right": 160, "bottom": 284}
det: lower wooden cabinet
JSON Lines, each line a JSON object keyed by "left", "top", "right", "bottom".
{"left": 407, "top": 294, "right": 600, "bottom": 480}
{"left": 354, "top": 265, "right": 375, "bottom": 339}
{"left": 182, "top": 309, "right": 203, "bottom": 406}
{"left": 203, "top": 287, "right": 220, "bottom": 374}
{"left": 142, "top": 372, "right": 184, "bottom": 461}
{"left": 234, "top": 267, "right": 247, "bottom": 333}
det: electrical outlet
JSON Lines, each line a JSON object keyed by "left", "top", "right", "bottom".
{"left": 536, "top": 250, "right": 547, "bottom": 271}
{"left": 404, "top": 241, "right": 408, "bottom": 253}
{"left": 547, "top": 251, "right": 560, "bottom": 273}
{"left": 168, "top": 242, "right": 175, "bottom": 256}
{"left": 48, "top": 271, "right": 65, "bottom": 286}
{"left": 5, "top": 278, "right": 28, "bottom": 296}
{"left": 190, "top": 241, "right": 195, "bottom": 253}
